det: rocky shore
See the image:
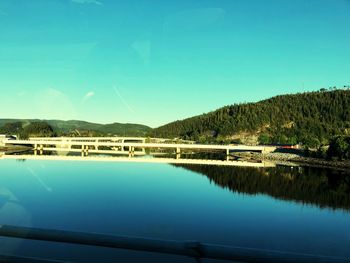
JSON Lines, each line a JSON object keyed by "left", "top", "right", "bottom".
{"left": 251, "top": 152, "right": 350, "bottom": 171}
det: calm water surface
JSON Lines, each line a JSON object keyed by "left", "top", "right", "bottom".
{"left": 0, "top": 158, "right": 349, "bottom": 261}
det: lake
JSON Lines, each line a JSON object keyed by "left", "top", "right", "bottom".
{"left": 0, "top": 156, "right": 349, "bottom": 262}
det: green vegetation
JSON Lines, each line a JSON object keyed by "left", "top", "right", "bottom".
{"left": 46, "top": 120, "right": 150, "bottom": 136}
{"left": 21, "top": 122, "right": 55, "bottom": 139}
{"left": 0, "top": 121, "right": 55, "bottom": 139}
{"left": 327, "top": 136, "right": 350, "bottom": 160}
{"left": 0, "top": 119, "right": 151, "bottom": 138}
{"left": 0, "top": 122, "right": 23, "bottom": 135}
{"left": 152, "top": 89, "right": 350, "bottom": 148}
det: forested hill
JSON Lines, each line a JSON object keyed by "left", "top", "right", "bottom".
{"left": 0, "top": 119, "right": 151, "bottom": 138}
{"left": 151, "top": 89, "right": 350, "bottom": 146}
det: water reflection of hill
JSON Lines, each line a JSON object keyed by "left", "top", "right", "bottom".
{"left": 176, "top": 164, "right": 350, "bottom": 211}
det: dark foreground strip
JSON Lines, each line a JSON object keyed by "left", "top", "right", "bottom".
{"left": 0, "top": 254, "right": 68, "bottom": 263}
{"left": 0, "top": 225, "right": 349, "bottom": 263}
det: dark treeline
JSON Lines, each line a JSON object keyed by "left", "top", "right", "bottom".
{"left": 152, "top": 89, "right": 350, "bottom": 147}
{"left": 175, "top": 164, "right": 350, "bottom": 211}
{"left": 327, "top": 136, "right": 350, "bottom": 160}
{"left": 0, "top": 121, "right": 54, "bottom": 139}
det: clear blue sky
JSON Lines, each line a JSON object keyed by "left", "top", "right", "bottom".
{"left": 0, "top": 0, "right": 349, "bottom": 127}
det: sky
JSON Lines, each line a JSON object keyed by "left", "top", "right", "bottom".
{"left": 0, "top": 0, "right": 349, "bottom": 127}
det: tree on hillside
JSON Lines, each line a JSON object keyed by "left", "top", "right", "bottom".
{"left": 327, "top": 136, "right": 350, "bottom": 160}
{"left": 0, "top": 122, "right": 23, "bottom": 135}
{"left": 20, "top": 122, "right": 55, "bottom": 139}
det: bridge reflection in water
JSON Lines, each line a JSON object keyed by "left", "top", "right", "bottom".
{"left": 0, "top": 153, "right": 276, "bottom": 168}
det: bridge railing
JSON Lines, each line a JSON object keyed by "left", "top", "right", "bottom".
{"left": 0, "top": 225, "right": 347, "bottom": 263}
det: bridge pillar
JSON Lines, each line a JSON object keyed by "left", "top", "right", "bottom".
{"left": 68, "top": 139, "right": 72, "bottom": 150}
{"left": 34, "top": 144, "right": 37, "bottom": 155}
{"left": 176, "top": 147, "right": 181, "bottom": 159}
{"left": 81, "top": 145, "right": 85, "bottom": 157}
{"left": 141, "top": 142, "right": 146, "bottom": 153}
{"left": 225, "top": 148, "right": 230, "bottom": 161}
{"left": 39, "top": 145, "right": 43, "bottom": 155}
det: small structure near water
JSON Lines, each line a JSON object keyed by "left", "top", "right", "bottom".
{"left": 0, "top": 134, "right": 17, "bottom": 146}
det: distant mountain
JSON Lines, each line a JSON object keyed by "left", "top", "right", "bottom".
{"left": 0, "top": 119, "right": 151, "bottom": 137}
{"left": 151, "top": 89, "right": 350, "bottom": 147}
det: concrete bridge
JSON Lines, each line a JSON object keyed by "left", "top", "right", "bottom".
{"left": 3, "top": 136, "right": 277, "bottom": 158}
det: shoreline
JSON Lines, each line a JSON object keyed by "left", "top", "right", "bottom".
{"left": 250, "top": 152, "right": 350, "bottom": 171}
